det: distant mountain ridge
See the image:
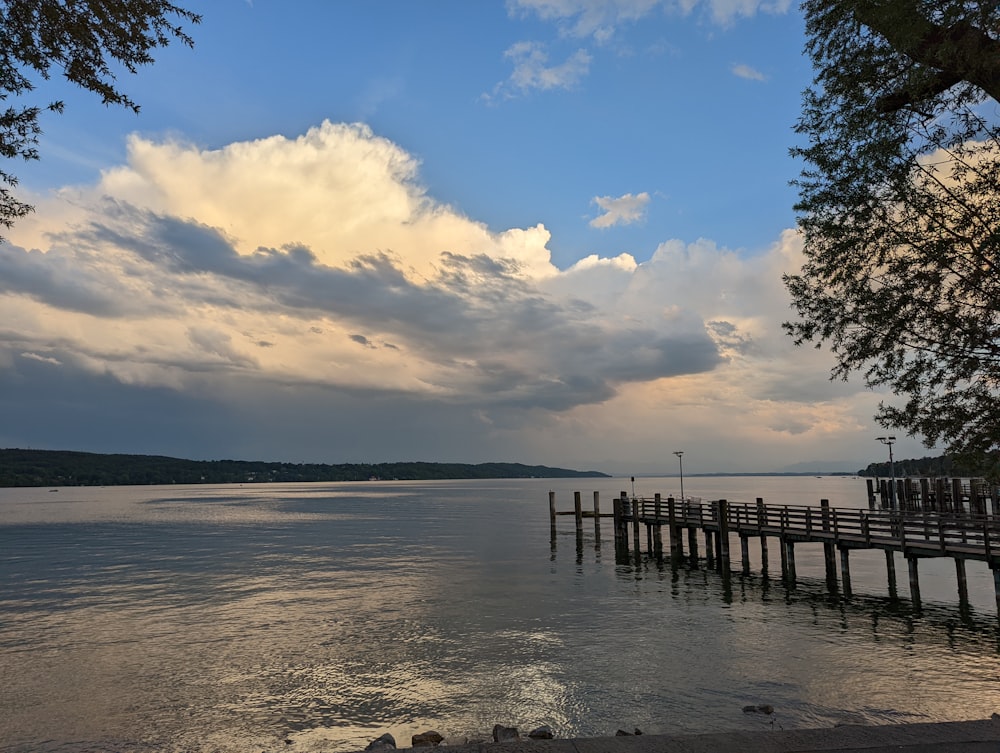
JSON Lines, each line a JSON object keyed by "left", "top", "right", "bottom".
{"left": 0, "top": 448, "right": 610, "bottom": 488}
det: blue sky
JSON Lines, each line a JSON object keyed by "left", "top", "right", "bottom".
{"left": 0, "top": 1, "right": 931, "bottom": 474}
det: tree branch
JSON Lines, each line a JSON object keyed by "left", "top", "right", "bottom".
{"left": 853, "top": 0, "right": 1000, "bottom": 106}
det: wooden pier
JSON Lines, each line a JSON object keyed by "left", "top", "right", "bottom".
{"left": 549, "top": 490, "right": 1000, "bottom": 621}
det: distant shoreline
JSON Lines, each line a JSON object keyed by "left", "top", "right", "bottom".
{"left": 0, "top": 448, "right": 610, "bottom": 488}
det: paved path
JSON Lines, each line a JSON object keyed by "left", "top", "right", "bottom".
{"left": 422, "top": 719, "right": 1000, "bottom": 753}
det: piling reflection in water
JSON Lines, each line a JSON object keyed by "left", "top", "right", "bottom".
{"left": 552, "top": 521, "right": 1000, "bottom": 728}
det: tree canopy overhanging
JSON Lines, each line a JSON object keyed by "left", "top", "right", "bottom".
{"left": 784, "top": 0, "right": 1000, "bottom": 466}
{"left": 0, "top": 0, "right": 199, "bottom": 238}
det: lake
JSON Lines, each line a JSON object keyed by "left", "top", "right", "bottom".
{"left": 1, "top": 476, "right": 999, "bottom": 753}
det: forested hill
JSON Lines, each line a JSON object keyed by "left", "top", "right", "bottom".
{"left": 0, "top": 449, "right": 610, "bottom": 488}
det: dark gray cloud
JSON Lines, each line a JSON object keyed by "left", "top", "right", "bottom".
{"left": 0, "top": 202, "right": 727, "bottom": 464}
{"left": 0, "top": 351, "right": 518, "bottom": 464}
{"left": 7, "top": 205, "right": 723, "bottom": 409}
{"left": 0, "top": 354, "right": 239, "bottom": 458}
{"left": 0, "top": 243, "right": 141, "bottom": 317}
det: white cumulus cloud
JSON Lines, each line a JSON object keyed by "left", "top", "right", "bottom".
{"left": 590, "top": 192, "right": 650, "bottom": 228}
{"left": 1, "top": 121, "right": 879, "bottom": 470}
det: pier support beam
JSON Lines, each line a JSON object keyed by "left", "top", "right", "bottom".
{"left": 783, "top": 539, "right": 797, "bottom": 585}
{"left": 687, "top": 526, "right": 699, "bottom": 565}
{"left": 955, "top": 558, "right": 969, "bottom": 608}
{"left": 631, "top": 497, "right": 641, "bottom": 554}
{"left": 756, "top": 498, "right": 769, "bottom": 576}
{"left": 992, "top": 566, "right": 1000, "bottom": 623}
{"left": 614, "top": 492, "right": 628, "bottom": 554}
{"left": 652, "top": 494, "right": 663, "bottom": 558}
{"left": 717, "top": 499, "right": 730, "bottom": 571}
{"left": 574, "top": 491, "right": 583, "bottom": 536}
{"left": 740, "top": 534, "right": 750, "bottom": 575}
{"left": 705, "top": 530, "right": 714, "bottom": 566}
{"left": 907, "top": 555, "right": 921, "bottom": 609}
{"left": 667, "top": 497, "right": 682, "bottom": 559}
{"left": 839, "top": 546, "right": 852, "bottom": 597}
{"left": 593, "top": 491, "right": 601, "bottom": 540}
{"left": 885, "top": 550, "right": 897, "bottom": 598}
{"left": 549, "top": 491, "right": 556, "bottom": 540}
{"left": 821, "top": 499, "right": 837, "bottom": 587}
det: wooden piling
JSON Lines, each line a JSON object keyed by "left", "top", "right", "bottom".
{"left": 756, "top": 498, "right": 768, "bottom": 573}
{"left": 956, "top": 558, "right": 969, "bottom": 607}
{"left": 952, "top": 478, "right": 964, "bottom": 514}
{"left": 687, "top": 525, "right": 698, "bottom": 564}
{"left": 821, "top": 499, "right": 837, "bottom": 586}
{"left": 593, "top": 491, "right": 601, "bottom": 538}
{"left": 613, "top": 492, "right": 627, "bottom": 547}
{"left": 653, "top": 493, "right": 663, "bottom": 557}
{"left": 885, "top": 550, "right": 897, "bottom": 598}
{"left": 992, "top": 566, "right": 1000, "bottom": 622}
{"left": 907, "top": 555, "right": 921, "bottom": 608}
{"left": 667, "top": 497, "right": 681, "bottom": 557}
{"left": 784, "top": 539, "right": 797, "bottom": 584}
{"left": 717, "top": 499, "right": 730, "bottom": 569}
{"left": 631, "top": 497, "right": 640, "bottom": 553}
{"left": 549, "top": 491, "right": 556, "bottom": 538}
{"left": 839, "top": 546, "right": 852, "bottom": 596}
{"left": 740, "top": 534, "right": 750, "bottom": 575}
{"left": 574, "top": 491, "right": 583, "bottom": 535}
{"left": 935, "top": 477, "right": 947, "bottom": 512}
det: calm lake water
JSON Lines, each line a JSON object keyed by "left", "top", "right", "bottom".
{"left": 2, "top": 476, "right": 999, "bottom": 753}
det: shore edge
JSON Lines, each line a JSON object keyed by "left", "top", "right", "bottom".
{"left": 369, "top": 718, "right": 1000, "bottom": 753}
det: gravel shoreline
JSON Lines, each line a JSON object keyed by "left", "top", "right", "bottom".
{"left": 359, "top": 718, "right": 1000, "bottom": 753}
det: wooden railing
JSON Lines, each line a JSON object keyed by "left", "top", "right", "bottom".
{"left": 627, "top": 498, "right": 1000, "bottom": 562}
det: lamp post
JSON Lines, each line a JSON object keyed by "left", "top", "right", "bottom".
{"left": 877, "top": 436, "right": 897, "bottom": 507}
{"left": 673, "top": 451, "right": 685, "bottom": 502}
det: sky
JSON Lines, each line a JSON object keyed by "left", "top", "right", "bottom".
{"left": 0, "top": 0, "right": 935, "bottom": 475}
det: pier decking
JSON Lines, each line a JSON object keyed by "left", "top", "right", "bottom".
{"left": 548, "top": 489, "right": 1000, "bottom": 621}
